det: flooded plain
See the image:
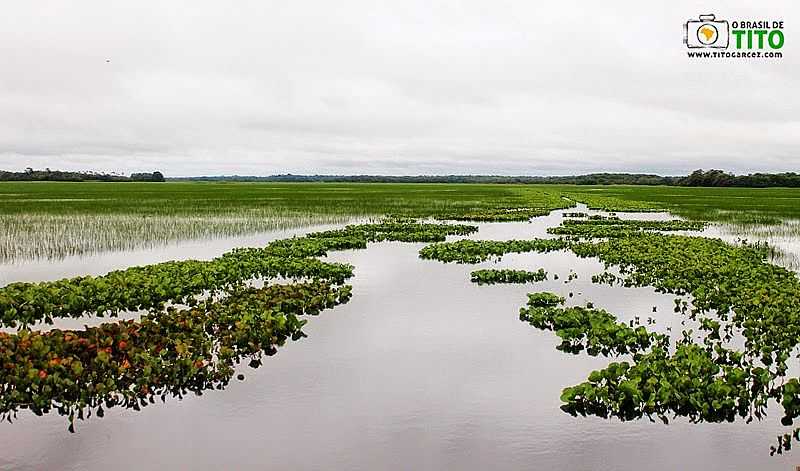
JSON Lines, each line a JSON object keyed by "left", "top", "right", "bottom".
{"left": 0, "top": 207, "right": 798, "bottom": 470}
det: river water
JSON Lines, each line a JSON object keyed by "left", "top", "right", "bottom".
{"left": 0, "top": 207, "right": 797, "bottom": 470}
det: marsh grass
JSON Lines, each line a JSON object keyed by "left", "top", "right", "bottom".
{"left": 555, "top": 185, "right": 800, "bottom": 223}
{"left": 714, "top": 219, "right": 800, "bottom": 271}
{"left": 6, "top": 181, "right": 800, "bottom": 263}
{"left": 0, "top": 211, "right": 353, "bottom": 262}
{"left": 0, "top": 182, "right": 571, "bottom": 261}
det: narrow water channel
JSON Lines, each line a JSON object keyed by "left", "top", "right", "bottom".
{"left": 0, "top": 207, "right": 796, "bottom": 470}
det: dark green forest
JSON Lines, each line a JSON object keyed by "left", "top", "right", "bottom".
{"left": 0, "top": 168, "right": 164, "bottom": 182}
{"left": 174, "top": 169, "right": 800, "bottom": 187}
{"left": 3, "top": 168, "right": 800, "bottom": 187}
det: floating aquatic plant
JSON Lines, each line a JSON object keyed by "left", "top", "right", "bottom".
{"left": 470, "top": 269, "right": 548, "bottom": 285}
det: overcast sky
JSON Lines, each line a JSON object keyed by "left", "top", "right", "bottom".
{"left": 0, "top": 1, "right": 797, "bottom": 176}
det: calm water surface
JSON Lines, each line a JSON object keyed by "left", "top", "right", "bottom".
{"left": 0, "top": 208, "right": 797, "bottom": 470}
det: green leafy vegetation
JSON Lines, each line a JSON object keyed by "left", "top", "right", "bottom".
{"left": 412, "top": 200, "right": 800, "bottom": 452}
{"left": 558, "top": 342, "right": 770, "bottom": 424}
{"left": 419, "top": 239, "right": 570, "bottom": 264}
{"left": 0, "top": 220, "right": 475, "bottom": 429}
{"left": 561, "top": 192, "right": 663, "bottom": 212}
{"left": 562, "top": 233, "right": 800, "bottom": 451}
{"left": 6, "top": 180, "right": 800, "bottom": 452}
{"left": 0, "top": 282, "right": 351, "bottom": 428}
{"left": 526, "top": 292, "right": 566, "bottom": 307}
{"left": 1, "top": 221, "right": 475, "bottom": 328}
{"left": 571, "top": 233, "right": 799, "bottom": 366}
{"left": 520, "top": 293, "right": 667, "bottom": 356}
{"left": 307, "top": 221, "right": 477, "bottom": 242}
{"left": 470, "top": 269, "right": 547, "bottom": 285}
{"left": 562, "top": 219, "right": 704, "bottom": 231}
{"left": 547, "top": 218, "right": 705, "bottom": 238}
{"left": 0, "top": 247, "right": 356, "bottom": 328}
{"left": 435, "top": 208, "right": 553, "bottom": 222}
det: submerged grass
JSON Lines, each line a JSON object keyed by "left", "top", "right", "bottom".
{"left": 555, "top": 185, "right": 800, "bottom": 222}
{"left": 712, "top": 221, "right": 800, "bottom": 271}
{"left": 0, "top": 182, "right": 569, "bottom": 262}
{"left": 0, "top": 182, "right": 567, "bottom": 217}
{"left": 0, "top": 212, "right": 353, "bottom": 262}
{"left": 5, "top": 181, "right": 800, "bottom": 263}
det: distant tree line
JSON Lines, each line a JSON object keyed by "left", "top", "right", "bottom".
{"left": 174, "top": 173, "right": 681, "bottom": 184}
{"left": 5, "top": 168, "right": 800, "bottom": 187}
{"left": 172, "top": 170, "right": 800, "bottom": 187}
{"left": 0, "top": 168, "right": 164, "bottom": 182}
{"left": 678, "top": 169, "right": 800, "bottom": 188}
{"left": 130, "top": 172, "right": 166, "bottom": 182}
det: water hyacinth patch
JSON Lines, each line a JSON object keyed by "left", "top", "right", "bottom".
{"left": 0, "top": 250, "right": 355, "bottom": 328}
{"left": 307, "top": 220, "right": 478, "bottom": 243}
{"left": 415, "top": 207, "right": 800, "bottom": 452}
{"left": 560, "top": 219, "right": 704, "bottom": 230}
{"left": 559, "top": 342, "right": 772, "bottom": 425}
{"left": 547, "top": 219, "right": 705, "bottom": 238}
{"left": 560, "top": 231, "right": 800, "bottom": 450}
{"left": 470, "top": 269, "right": 548, "bottom": 285}
{"left": 526, "top": 292, "right": 566, "bottom": 308}
{"left": 419, "top": 239, "right": 570, "bottom": 264}
{"left": 0, "top": 282, "right": 352, "bottom": 429}
{"left": 548, "top": 225, "right": 639, "bottom": 239}
{"left": 435, "top": 207, "right": 554, "bottom": 222}
{"left": 519, "top": 293, "right": 667, "bottom": 356}
{"left": 561, "top": 193, "right": 663, "bottom": 213}
{"left": 0, "top": 220, "right": 477, "bottom": 429}
{"left": 570, "top": 233, "right": 800, "bottom": 369}
{"left": 0, "top": 221, "right": 477, "bottom": 328}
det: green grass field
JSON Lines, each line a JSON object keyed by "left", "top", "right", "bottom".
{"left": 0, "top": 182, "right": 566, "bottom": 216}
{"left": 558, "top": 185, "right": 800, "bottom": 223}
{"left": 5, "top": 181, "right": 800, "bottom": 219}
{"left": 3, "top": 181, "right": 800, "bottom": 261}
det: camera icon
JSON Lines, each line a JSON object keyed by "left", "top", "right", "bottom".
{"left": 684, "top": 14, "right": 729, "bottom": 48}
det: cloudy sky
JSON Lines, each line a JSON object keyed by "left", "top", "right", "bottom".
{"left": 0, "top": 1, "right": 797, "bottom": 176}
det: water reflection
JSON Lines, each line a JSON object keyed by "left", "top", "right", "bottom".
{"left": 0, "top": 207, "right": 798, "bottom": 470}
{"left": 0, "top": 282, "right": 351, "bottom": 431}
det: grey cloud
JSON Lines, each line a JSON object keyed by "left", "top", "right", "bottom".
{"left": 0, "top": 0, "right": 798, "bottom": 176}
